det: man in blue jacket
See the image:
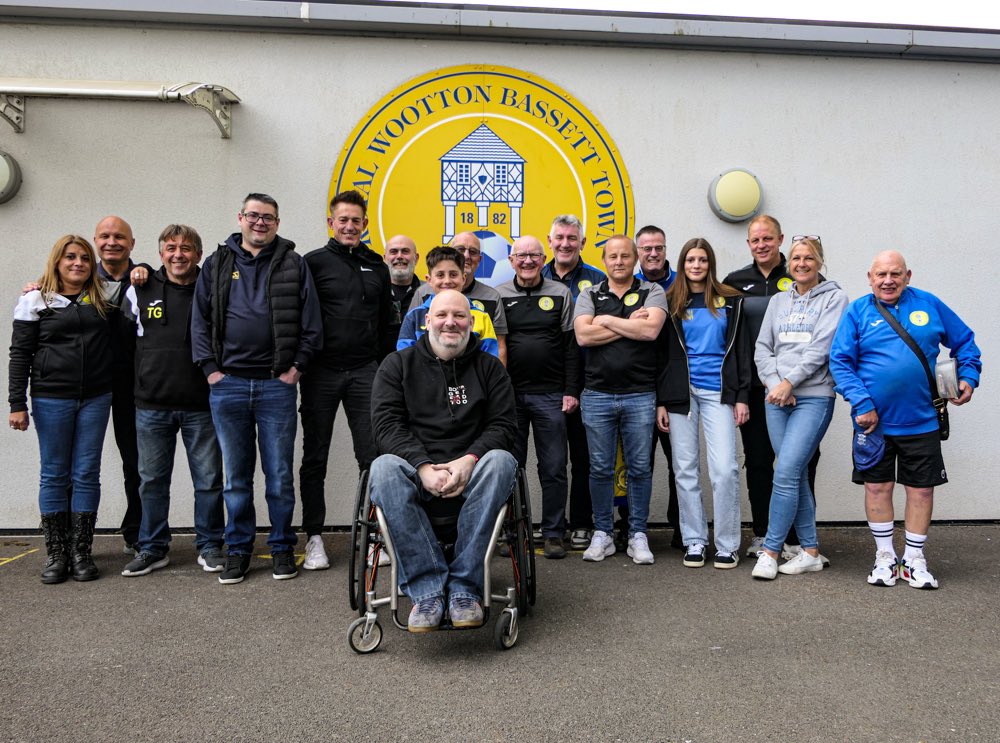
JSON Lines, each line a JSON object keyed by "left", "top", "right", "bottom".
{"left": 830, "top": 250, "right": 981, "bottom": 590}
{"left": 191, "top": 193, "right": 323, "bottom": 585}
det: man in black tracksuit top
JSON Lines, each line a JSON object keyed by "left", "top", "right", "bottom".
{"left": 119, "top": 225, "right": 225, "bottom": 578}
{"left": 496, "top": 235, "right": 582, "bottom": 560}
{"left": 191, "top": 193, "right": 322, "bottom": 584}
{"left": 723, "top": 214, "right": 819, "bottom": 554}
{"left": 299, "top": 190, "right": 392, "bottom": 571}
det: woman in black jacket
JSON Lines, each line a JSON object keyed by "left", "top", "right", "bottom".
{"left": 9, "top": 235, "right": 114, "bottom": 583}
{"left": 656, "top": 238, "right": 751, "bottom": 570}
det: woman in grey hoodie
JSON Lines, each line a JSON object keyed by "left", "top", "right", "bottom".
{"left": 750, "top": 237, "right": 848, "bottom": 580}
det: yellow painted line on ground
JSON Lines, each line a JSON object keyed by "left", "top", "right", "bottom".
{"left": 256, "top": 552, "right": 305, "bottom": 566}
{"left": 0, "top": 547, "right": 40, "bottom": 566}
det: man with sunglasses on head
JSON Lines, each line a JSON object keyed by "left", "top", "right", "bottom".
{"left": 724, "top": 215, "right": 822, "bottom": 560}
{"left": 496, "top": 235, "right": 581, "bottom": 559}
{"left": 411, "top": 231, "right": 508, "bottom": 365}
{"left": 191, "top": 193, "right": 322, "bottom": 585}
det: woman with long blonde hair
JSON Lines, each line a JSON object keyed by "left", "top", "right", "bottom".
{"left": 9, "top": 235, "right": 114, "bottom": 584}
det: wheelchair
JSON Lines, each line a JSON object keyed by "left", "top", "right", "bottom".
{"left": 347, "top": 466, "right": 536, "bottom": 653}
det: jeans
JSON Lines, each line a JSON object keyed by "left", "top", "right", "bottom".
{"left": 670, "top": 386, "right": 741, "bottom": 554}
{"left": 369, "top": 450, "right": 516, "bottom": 602}
{"left": 580, "top": 389, "right": 655, "bottom": 537}
{"left": 135, "top": 408, "right": 224, "bottom": 556}
{"left": 32, "top": 393, "right": 112, "bottom": 513}
{"left": 762, "top": 396, "right": 835, "bottom": 554}
{"left": 299, "top": 362, "right": 378, "bottom": 537}
{"left": 512, "top": 392, "right": 568, "bottom": 538}
{"left": 209, "top": 375, "right": 298, "bottom": 555}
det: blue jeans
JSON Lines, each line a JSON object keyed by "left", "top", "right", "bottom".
{"left": 369, "top": 450, "right": 516, "bottom": 603}
{"left": 32, "top": 393, "right": 112, "bottom": 513}
{"left": 763, "top": 396, "right": 835, "bottom": 554}
{"left": 580, "top": 389, "right": 655, "bottom": 537}
{"left": 209, "top": 376, "right": 298, "bottom": 555}
{"left": 512, "top": 392, "right": 568, "bottom": 538}
{"left": 135, "top": 408, "right": 224, "bottom": 556}
{"left": 669, "top": 387, "right": 741, "bottom": 554}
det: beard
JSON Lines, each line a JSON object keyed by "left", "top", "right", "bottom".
{"left": 389, "top": 265, "right": 415, "bottom": 284}
{"left": 427, "top": 325, "right": 471, "bottom": 359}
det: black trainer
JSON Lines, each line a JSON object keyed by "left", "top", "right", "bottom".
{"left": 219, "top": 553, "right": 251, "bottom": 584}
{"left": 543, "top": 537, "right": 567, "bottom": 560}
{"left": 272, "top": 551, "right": 298, "bottom": 580}
{"left": 121, "top": 552, "right": 169, "bottom": 577}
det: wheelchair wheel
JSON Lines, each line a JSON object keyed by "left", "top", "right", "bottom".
{"left": 511, "top": 469, "right": 536, "bottom": 616}
{"left": 347, "top": 470, "right": 370, "bottom": 614}
{"left": 493, "top": 608, "right": 518, "bottom": 650}
{"left": 348, "top": 616, "right": 383, "bottom": 654}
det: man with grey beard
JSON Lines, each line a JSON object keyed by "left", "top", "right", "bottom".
{"left": 383, "top": 234, "right": 423, "bottom": 356}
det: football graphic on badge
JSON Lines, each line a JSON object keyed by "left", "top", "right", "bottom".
{"left": 777, "top": 277, "right": 793, "bottom": 291}
{"left": 624, "top": 293, "right": 639, "bottom": 306}
{"left": 539, "top": 296, "right": 554, "bottom": 311}
{"left": 910, "top": 310, "right": 929, "bottom": 326}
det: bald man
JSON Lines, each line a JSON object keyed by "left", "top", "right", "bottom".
{"left": 369, "top": 289, "right": 517, "bottom": 632}
{"left": 383, "top": 234, "right": 423, "bottom": 355}
{"left": 94, "top": 215, "right": 142, "bottom": 552}
{"left": 830, "top": 250, "right": 981, "bottom": 590}
{"left": 411, "top": 231, "right": 508, "bottom": 365}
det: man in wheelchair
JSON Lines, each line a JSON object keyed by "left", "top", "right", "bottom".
{"left": 370, "top": 289, "right": 517, "bottom": 633}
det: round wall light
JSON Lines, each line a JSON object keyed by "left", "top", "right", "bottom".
{"left": 708, "top": 168, "right": 762, "bottom": 222}
{"left": 0, "top": 150, "right": 22, "bottom": 204}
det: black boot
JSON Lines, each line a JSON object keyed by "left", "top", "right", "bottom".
{"left": 69, "top": 512, "right": 100, "bottom": 582}
{"left": 40, "top": 512, "right": 70, "bottom": 584}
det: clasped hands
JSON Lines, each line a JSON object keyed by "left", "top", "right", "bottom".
{"left": 417, "top": 454, "right": 477, "bottom": 498}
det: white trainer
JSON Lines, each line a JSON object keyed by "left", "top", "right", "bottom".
{"left": 901, "top": 555, "right": 939, "bottom": 589}
{"left": 367, "top": 543, "right": 391, "bottom": 567}
{"left": 302, "top": 535, "right": 330, "bottom": 570}
{"left": 752, "top": 552, "right": 778, "bottom": 580}
{"left": 746, "top": 536, "right": 766, "bottom": 557}
{"left": 867, "top": 549, "right": 899, "bottom": 587}
{"left": 778, "top": 550, "right": 824, "bottom": 575}
{"left": 627, "top": 533, "right": 654, "bottom": 565}
{"left": 582, "top": 530, "right": 616, "bottom": 562}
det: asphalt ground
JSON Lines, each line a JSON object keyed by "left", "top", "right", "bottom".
{"left": 2, "top": 525, "right": 998, "bottom": 743}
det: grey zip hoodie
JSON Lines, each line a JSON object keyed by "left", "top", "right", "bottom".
{"left": 754, "top": 279, "right": 849, "bottom": 397}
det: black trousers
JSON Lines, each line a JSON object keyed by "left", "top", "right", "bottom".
{"left": 299, "top": 363, "right": 378, "bottom": 537}
{"left": 112, "top": 367, "right": 141, "bottom": 544}
{"left": 651, "top": 425, "right": 679, "bottom": 528}
{"left": 565, "top": 408, "right": 593, "bottom": 531}
{"left": 741, "top": 388, "right": 820, "bottom": 543}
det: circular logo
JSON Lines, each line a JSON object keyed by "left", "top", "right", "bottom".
{"left": 713, "top": 296, "right": 726, "bottom": 309}
{"left": 624, "top": 293, "right": 639, "bottom": 307}
{"left": 577, "top": 279, "right": 593, "bottom": 292}
{"left": 777, "top": 277, "right": 793, "bottom": 291}
{"left": 538, "top": 296, "right": 554, "bottom": 311}
{"left": 910, "top": 310, "right": 930, "bottom": 326}
{"left": 471, "top": 300, "right": 486, "bottom": 312}
{"left": 330, "top": 65, "right": 633, "bottom": 285}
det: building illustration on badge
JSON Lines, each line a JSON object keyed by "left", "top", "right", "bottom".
{"left": 440, "top": 124, "right": 525, "bottom": 243}
{"left": 330, "top": 64, "right": 633, "bottom": 286}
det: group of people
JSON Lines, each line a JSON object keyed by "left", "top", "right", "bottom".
{"left": 8, "top": 192, "right": 981, "bottom": 632}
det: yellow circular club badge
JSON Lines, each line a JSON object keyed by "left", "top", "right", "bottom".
{"left": 713, "top": 296, "right": 726, "bottom": 309}
{"left": 624, "top": 293, "right": 639, "bottom": 307}
{"left": 538, "top": 296, "right": 554, "bottom": 311}
{"left": 471, "top": 300, "right": 485, "bottom": 311}
{"left": 578, "top": 279, "right": 593, "bottom": 293}
{"left": 777, "top": 277, "right": 793, "bottom": 291}
{"left": 330, "top": 65, "right": 634, "bottom": 284}
{"left": 910, "top": 310, "right": 930, "bottom": 326}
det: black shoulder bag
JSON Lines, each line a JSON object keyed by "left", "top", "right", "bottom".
{"left": 873, "top": 300, "right": 949, "bottom": 440}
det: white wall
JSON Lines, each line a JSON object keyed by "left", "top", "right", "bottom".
{"left": 1, "top": 21, "right": 996, "bottom": 529}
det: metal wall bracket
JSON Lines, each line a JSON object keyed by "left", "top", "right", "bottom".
{"left": 0, "top": 79, "right": 240, "bottom": 138}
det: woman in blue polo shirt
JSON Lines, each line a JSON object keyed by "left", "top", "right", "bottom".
{"left": 657, "top": 238, "right": 751, "bottom": 569}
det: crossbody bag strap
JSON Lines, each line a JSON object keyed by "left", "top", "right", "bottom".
{"left": 873, "top": 299, "right": 945, "bottom": 409}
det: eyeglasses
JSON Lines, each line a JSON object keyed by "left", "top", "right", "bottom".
{"left": 792, "top": 234, "right": 821, "bottom": 243}
{"left": 638, "top": 245, "right": 666, "bottom": 253}
{"left": 241, "top": 211, "right": 278, "bottom": 225}
{"left": 511, "top": 252, "right": 544, "bottom": 263}
{"left": 455, "top": 247, "right": 481, "bottom": 258}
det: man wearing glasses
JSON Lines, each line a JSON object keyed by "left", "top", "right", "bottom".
{"left": 298, "top": 190, "right": 392, "bottom": 571}
{"left": 411, "top": 231, "right": 508, "bottom": 365}
{"left": 497, "top": 236, "right": 581, "bottom": 559}
{"left": 191, "top": 193, "right": 322, "bottom": 584}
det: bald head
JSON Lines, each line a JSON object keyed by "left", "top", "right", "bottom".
{"left": 94, "top": 215, "right": 136, "bottom": 278}
{"left": 384, "top": 234, "right": 418, "bottom": 285}
{"left": 509, "top": 235, "right": 545, "bottom": 287}
{"left": 868, "top": 250, "right": 911, "bottom": 305}
{"left": 426, "top": 289, "right": 472, "bottom": 360}
{"left": 450, "top": 232, "right": 482, "bottom": 288}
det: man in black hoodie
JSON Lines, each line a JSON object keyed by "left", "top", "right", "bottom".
{"left": 120, "top": 225, "right": 224, "bottom": 578}
{"left": 191, "top": 193, "right": 322, "bottom": 585}
{"left": 299, "top": 190, "right": 392, "bottom": 571}
{"left": 369, "top": 290, "right": 517, "bottom": 633}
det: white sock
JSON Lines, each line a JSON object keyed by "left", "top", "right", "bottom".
{"left": 868, "top": 520, "right": 896, "bottom": 557}
{"left": 903, "top": 531, "right": 927, "bottom": 562}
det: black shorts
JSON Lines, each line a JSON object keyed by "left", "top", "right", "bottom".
{"left": 852, "top": 430, "right": 947, "bottom": 488}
